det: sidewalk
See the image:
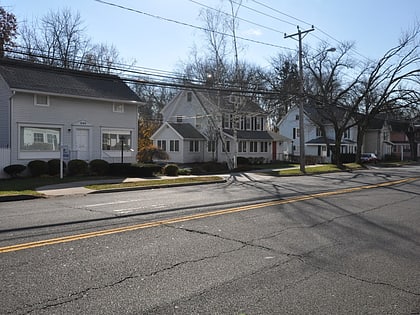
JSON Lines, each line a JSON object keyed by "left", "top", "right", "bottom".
{"left": 35, "top": 175, "right": 229, "bottom": 197}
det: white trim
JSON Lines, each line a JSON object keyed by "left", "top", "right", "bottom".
{"left": 11, "top": 88, "right": 142, "bottom": 105}
{"left": 18, "top": 123, "right": 63, "bottom": 160}
{"left": 34, "top": 94, "right": 50, "bottom": 107}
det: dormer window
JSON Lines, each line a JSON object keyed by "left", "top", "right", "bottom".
{"left": 113, "top": 103, "right": 124, "bottom": 113}
{"left": 34, "top": 94, "right": 49, "bottom": 107}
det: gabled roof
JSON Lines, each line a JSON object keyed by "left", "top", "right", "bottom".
{"left": 195, "top": 90, "right": 266, "bottom": 115}
{"left": 168, "top": 123, "right": 206, "bottom": 139}
{"left": 367, "top": 116, "right": 409, "bottom": 132}
{"left": 0, "top": 58, "right": 141, "bottom": 103}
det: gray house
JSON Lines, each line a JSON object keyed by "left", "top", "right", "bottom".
{"left": 0, "top": 58, "right": 141, "bottom": 175}
{"left": 151, "top": 88, "right": 289, "bottom": 166}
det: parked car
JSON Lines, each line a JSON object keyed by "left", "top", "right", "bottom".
{"left": 361, "top": 153, "right": 379, "bottom": 163}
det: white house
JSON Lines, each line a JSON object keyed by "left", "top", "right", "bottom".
{"left": 151, "top": 88, "right": 290, "bottom": 166}
{"left": 0, "top": 58, "right": 142, "bottom": 177}
{"left": 278, "top": 105, "right": 358, "bottom": 163}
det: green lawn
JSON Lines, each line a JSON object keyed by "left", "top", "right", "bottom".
{"left": 275, "top": 163, "right": 362, "bottom": 176}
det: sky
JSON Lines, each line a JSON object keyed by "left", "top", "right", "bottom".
{"left": 1, "top": 0, "right": 419, "bottom": 73}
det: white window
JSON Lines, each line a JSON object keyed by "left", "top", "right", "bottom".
{"left": 189, "top": 140, "right": 199, "bottom": 152}
{"left": 170, "top": 140, "right": 179, "bottom": 152}
{"left": 34, "top": 94, "right": 49, "bottom": 107}
{"left": 316, "top": 127, "right": 322, "bottom": 137}
{"left": 102, "top": 129, "right": 132, "bottom": 150}
{"left": 20, "top": 126, "right": 60, "bottom": 151}
{"left": 293, "top": 128, "right": 300, "bottom": 139}
{"left": 113, "top": 104, "right": 124, "bottom": 113}
{"left": 157, "top": 140, "right": 166, "bottom": 151}
{"left": 260, "top": 142, "right": 268, "bottom": 152}
{"left": 207, "top": 140, "right": 215, "bottom": 152}
{"left": 250, "top": 141, "right": 258, "bottom": 152}
{"left": 344, "top": 128, "right": 351, "bottom": 139}
{"left": 238, "top": 141, "right": 247, "bottom": 153}
{"left": 176, "top": 115, "right": 183, "bottom": 123}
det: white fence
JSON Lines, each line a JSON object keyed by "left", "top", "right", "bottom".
{"left": 0, "top": 146, "right": 11, "bottom": 178}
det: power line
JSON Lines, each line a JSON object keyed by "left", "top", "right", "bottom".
{"left": 5, "top": 47, "right": 286, "bottom": 98}
{"left": 187, "top": 0, "right": 286, "bottom": 36}
{"left": 250, "top": 0, "right": 311, "bottom": 28}
{"left": 249, "top": 0, "right": 371, "bottom": 61}
{"left": 94, "top": 0, "right": 292, "bottom": 51}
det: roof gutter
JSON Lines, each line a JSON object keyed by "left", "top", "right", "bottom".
{"left": 10, "top": 88, "right": 143, "bottom": 105}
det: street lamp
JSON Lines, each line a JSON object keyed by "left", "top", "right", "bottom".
{"left": 119, "top": 135, "right": 125, "bottom": 164}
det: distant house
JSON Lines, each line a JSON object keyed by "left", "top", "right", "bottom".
{"left": 364, "top": 117, "right": 414, "bottom": 160}
{"left": 0, "top": 58, "right": 141, "bottom": 176}
{"left": 277, "top": 104, "right": 420, "bottom": 163}
{"left": 277, "top": 105, "right": 358, "bottom": 163}
{"left": 151, "top": 88, "right": 289, "bottom": 166}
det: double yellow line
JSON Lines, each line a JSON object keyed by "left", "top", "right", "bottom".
{"left": 1, "top": 177, "right": 417, "bottom": 254}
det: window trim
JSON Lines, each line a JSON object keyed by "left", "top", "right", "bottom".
{"left": 18, "top": 124, "right": 62, "bottom": 159}
{"left": 113, "top": 103, "right": 125, "bottom": 113}
{"left": 34, "top": 94, "right": 50, "bottom": 107}
{"left": 170, "top": 140, "right": 180, "bottom": 152}
{"left": 101, "top": 128, "right": 132, "bottom": 151}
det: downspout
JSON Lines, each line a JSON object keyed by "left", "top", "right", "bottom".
{"left": 9, "top": 90, "right": 15, "bottom": 162}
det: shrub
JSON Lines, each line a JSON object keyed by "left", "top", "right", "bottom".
{"left": 163, "top": 164, "right": 179, "bottom": 176}
{"left": 178, "top": 168, "right": 191, "bottom": 175}
{"left": 3, "top": 164, "right": 26, "bottom": 177}
{"left": 47, "top": 159, "right": 65, "bottom": 176}
{"left": 127, "top": 164, "right": 158, "bottom": 177}
{"left": 109, "top": 163, "right": 132, "bottom": 176}
{"left": 140, "top": 163, "right": 162, "bottom": 174}
{"left": 89, "top": 159, "right": 110, "bottom": 176}
{"left": 237, "top": 157, "right": 250, "bottom": 165}
{"left": 67, "top": 159, "right": 89, "bottom": 176}
{"left": 137, "top": 145, "right": 169, "bottom": 163}
{"left": 28, "top": 160, "right": 48, "bottom": 177}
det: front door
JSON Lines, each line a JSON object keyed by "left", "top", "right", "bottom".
{"left": 75, "top": 128, "right": 90, "bottom": 160}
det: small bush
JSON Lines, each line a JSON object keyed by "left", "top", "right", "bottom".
{"left": 178, "top": 168, "right": 191, "bottom": 175}
{"left": 89, "top": 159, "right": 110, "bottom": 176}
{"left": 237, "top": 157, "right": 250, "bottom": 165}
{"left": 127, "top": 164, "right": 155, "bottom": 177}
{"left": 109, "top": 163, "right": 132, "bottom": 176}
{"left": 68, "top": 159, "right": 89, "bottom": 176}
{"left": 140, "top": 163, "right": 162, "bottom": 174}
{"left": 163, "top": 164, "right": 179, "bottom": 176}
{"left": 28, "top": 160, "right": 48, "bottom": 177}
{"left": 47, "top": 159, "right": 65, "bottom": 176}
{"left": 3, "top": 164, "right": 26, "bottom": 177}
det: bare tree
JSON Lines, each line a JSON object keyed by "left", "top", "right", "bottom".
{"left": 305, "top": 42, "right": 364, "bottom": 165}
{"left": 16, "top": 8, "right": 125, "bottom": 73}
{"left": 0, "top": 6, "right": 18, "bottom": 58}
{"left": 353, "top": 23, "right": 420, "bottom": 161}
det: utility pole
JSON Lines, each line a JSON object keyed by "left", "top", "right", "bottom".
{"left": 285, "top": 26, "right": 314, "bottom": 173}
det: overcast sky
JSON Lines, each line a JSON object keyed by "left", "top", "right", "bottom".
{"left": 2, "top": 0, "right": 419, "bottom": 72}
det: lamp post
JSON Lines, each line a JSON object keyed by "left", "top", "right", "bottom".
{"left": 119, "top": 136, "right": 124, "bottom": 164}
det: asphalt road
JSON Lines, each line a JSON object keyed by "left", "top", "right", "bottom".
{"left": 1, "top": 166, "right": 419, "bottom": 314}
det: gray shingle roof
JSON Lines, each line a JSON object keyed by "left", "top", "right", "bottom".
{"left": 0, "top": 58, "right": 141, "bottom": 102}
{"left": 169, "top": 123, "right": 206, "bottom": 139}
{"left": 194, "top": 90, "right": 266, "bottom": 115}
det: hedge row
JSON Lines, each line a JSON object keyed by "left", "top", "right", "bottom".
{"left": 3, "top": 159, "right": 164, "bottom": 178}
